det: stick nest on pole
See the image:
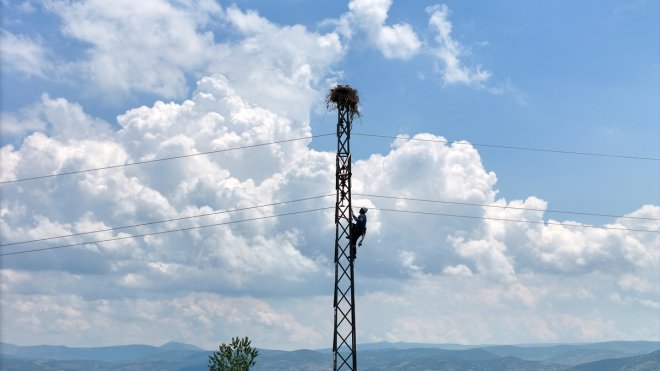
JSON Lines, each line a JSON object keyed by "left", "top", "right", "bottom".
{"left": 327, "top": 85, "right": 360, "bottom": 119}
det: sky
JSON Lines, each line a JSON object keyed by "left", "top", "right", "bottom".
{"left": 1, "top": 0, "right": 659, "bottom": 351}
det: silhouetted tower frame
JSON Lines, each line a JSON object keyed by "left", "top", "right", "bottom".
{"left": 328, "top": 85, "right": 360, "bottom": 371}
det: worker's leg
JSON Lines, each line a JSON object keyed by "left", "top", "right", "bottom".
{"left": 351, "top": 229, "right": 363, "bottom": 250}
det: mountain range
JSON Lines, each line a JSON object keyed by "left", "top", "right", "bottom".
{"left": 1, "top": 340, "right": 658, "bottom": 370}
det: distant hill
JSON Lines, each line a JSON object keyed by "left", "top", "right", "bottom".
{"left": 0, "top": 341, "right": 210, "bottom": 363}
{"left": 1, "top": 340, "right": 658, "bottom": 370}
{"left": 567, "top": 350, "right": 660, "bottom": 371}
{"left": 0, "top": 341, "right": 210, "bottom": 370}
{"left": 354, "top": 347, "right": 561, "bottom": 371}
{"left": 254, "top": 349, "right": 330, "bottom": 371}
{"left": 480, "top": 341, "right": 660, "bottom": 366}
{"left": 159, "top": 341, "right": 205, "bottom": 352}
{"left": 347, "top": 341, "right": 474, "bottom": 351}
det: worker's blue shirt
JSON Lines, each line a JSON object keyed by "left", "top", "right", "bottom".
{"left": 354, "top": 214, "right": 367, "bottom": 230}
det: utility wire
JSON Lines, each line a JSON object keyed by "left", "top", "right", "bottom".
{"left": 0, "top": 194, "right": 335, "bottom": 247}
{"left": 353, "top": 133, "right": 660, "bottom": 161}
{"left": 3, "top": 192, "right": 656, "bottom": 249}
{"left": 0, "top": 133, "right": 334, "bottom": 185}
{"left": 3, "top": 204, "right": 657, "bottom": 257}
{"left": 4, "top": 131, "right": 657, "bottom": 186}
{"left": 0, "top": 207, "right": 333, "bottom": 257}
{"left": 374, "top": 208, "right": 659, "bottom": 233}
{"left": 354, "top": 193, "right": 659, "bottom": 221}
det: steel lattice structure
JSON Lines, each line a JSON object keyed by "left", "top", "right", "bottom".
{"left": 331, "top": 86, "right": 358, "bottom": 371}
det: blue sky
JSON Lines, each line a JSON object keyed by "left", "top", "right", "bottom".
{"left": 1, "top": 0, "right": 658, "bottom": 350}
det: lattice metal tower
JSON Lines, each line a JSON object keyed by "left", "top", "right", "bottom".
{"left": 329, "top": 85, "right": 360, "bottom": 371}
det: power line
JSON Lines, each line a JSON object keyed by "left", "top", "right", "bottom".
{"left": 353, "top": 133, "right": 660, "bottom": 161}
{"left": 4, "top": 131, "right": 658, "bottom": 186}
{"left": 373, "top": 208, "right": 659, "bottom": 234}
{"left": 354, "top": 193, "right": 659, "bottom": 221}
{"left": 3, "top": 203, "right": 657, "bottom": 257}
{"left": 0, "top": 194, "right": 334, "bottom": 247}
{"left": 0, "top": 133, "right": 335, "bottom": 185}
{"left": 5, "top": 191, "right": 654, "bottom": 249}
{"left": 0, "top": 207, "right": 333, "bottom": 257}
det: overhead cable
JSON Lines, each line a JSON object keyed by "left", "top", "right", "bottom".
{"left": 4, "top": 131, "right": 658, "bottom": 186}
{"left": 3, "top": 204, "right": 657, "bottom": 257}
{"left": 0, "top": 133, "right": 334, "bottom": 185}
{"left": 354, "top": 193, "right": 659, "bottom": 221}
{"left": 0, "top": 207, "right": 333, "bottom": 257}
{"left": 4, "top": 193, "right": 656, "bottom": 251}
{"left": 0, "top": 194, "right": 335, "bottom": 247}
{"left": 353, "top": 133, "right": 660, "bottom": 161}
{"left": 373, "top": 208, "right": 659, "bottom": 234}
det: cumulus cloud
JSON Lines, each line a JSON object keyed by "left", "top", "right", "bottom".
{"left": 357, "top": 272, "right": 653, "bottom": 344}
{"left": 44, "top": 0, "right": 222, "bottom": 98}
{"left": 0, "top": 290, "right": 323, "bottom": 349}
{"left": 2, "top": 78, "right": 658, "bottom": 346}
{"left": 0, "top": 71, "right": 337, "bottom": 347}
{"left": 2, "top": 74, "right": 326, "bottom": 280}
{"left": 213, "top": 6, "right": 345, "bottom": 121}
{"left": 39, "top": 0, "right": 345, "bottom": 119}
{"left": 10, "top": 0, "right": 504, "bottom": 104}
{"left": 1, "top": 93, "right": 114, "bottom": 143}
{"left": 340, "top": 0, "right": 421, "bottom": 59}
{"left": 426, "top": 4, "right": 491, "bottom": 86}
{"left": 0, "top": 111, "right": 47, "bottom": 141}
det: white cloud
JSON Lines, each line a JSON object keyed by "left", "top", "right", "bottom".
{"left": 442, "top": 264, "right": 473, "bottom": 276}
{"left": 45, "top": 0, "right": 222, "bottom": 99}
{"left": 342, "top": 0, "right": 421, "bottom": 59}
{"left": 1, "top": 93, "right": 113, "bottom": 141}
{"left": 215, "top": 6, "right": 345, "bottom": 121}
{"left": 357, "top": 273, "right": 651, "bottom": 344}
{"left": 0, "top": 111, "right": 47, "bottom": 141}
{"left": 9, "top": 0, "right": 505, "bottom": 105}
{"left": 0, "top": 291, "right": 323, "bottom": 349}
{"left": 1, "top": 74, "right": 327, "bottom": 292}
{"left": 618, "top": 273, "right": 652, "bottom": 293}
{"left": 0, "top": 29, "right": 50, "bottom": 77}
{"left": 42, "top": 0, "right": 345, "bottom": 115}
{"left": 426, "top": 4, "right": 491, "bottom": 86}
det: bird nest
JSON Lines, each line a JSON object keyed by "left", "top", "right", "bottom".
{"left": 326, "top": 85, "right": 360, "bottom": 119}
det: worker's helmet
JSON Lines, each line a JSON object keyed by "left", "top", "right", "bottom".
{"left": 360, "top": 207, "right": 368, "bottom": 214}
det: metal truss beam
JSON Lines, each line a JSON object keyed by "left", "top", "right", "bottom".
{"left": 332, "top": 90, "right": 357, "bottom": 371}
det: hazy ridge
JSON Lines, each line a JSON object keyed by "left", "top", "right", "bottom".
{"left": 1, "top": 340, "right": 658, "bottom": 370}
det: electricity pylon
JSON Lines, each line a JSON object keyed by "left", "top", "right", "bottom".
{"left": 329, "top": 85, "right": 359, "bottom": 371}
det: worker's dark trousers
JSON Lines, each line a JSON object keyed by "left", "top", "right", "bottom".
{"left": 349, "top": 225, "right": 365, "bottom": 260}
{"left": 350, "top": 225, "right": 365, "bottom": 244}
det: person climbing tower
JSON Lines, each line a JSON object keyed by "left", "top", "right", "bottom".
{"left": 348, "top": 207, "right": 367, "bottom": 259}
{"left": 352, "top": 207, "right": 367, "bottom": 245}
